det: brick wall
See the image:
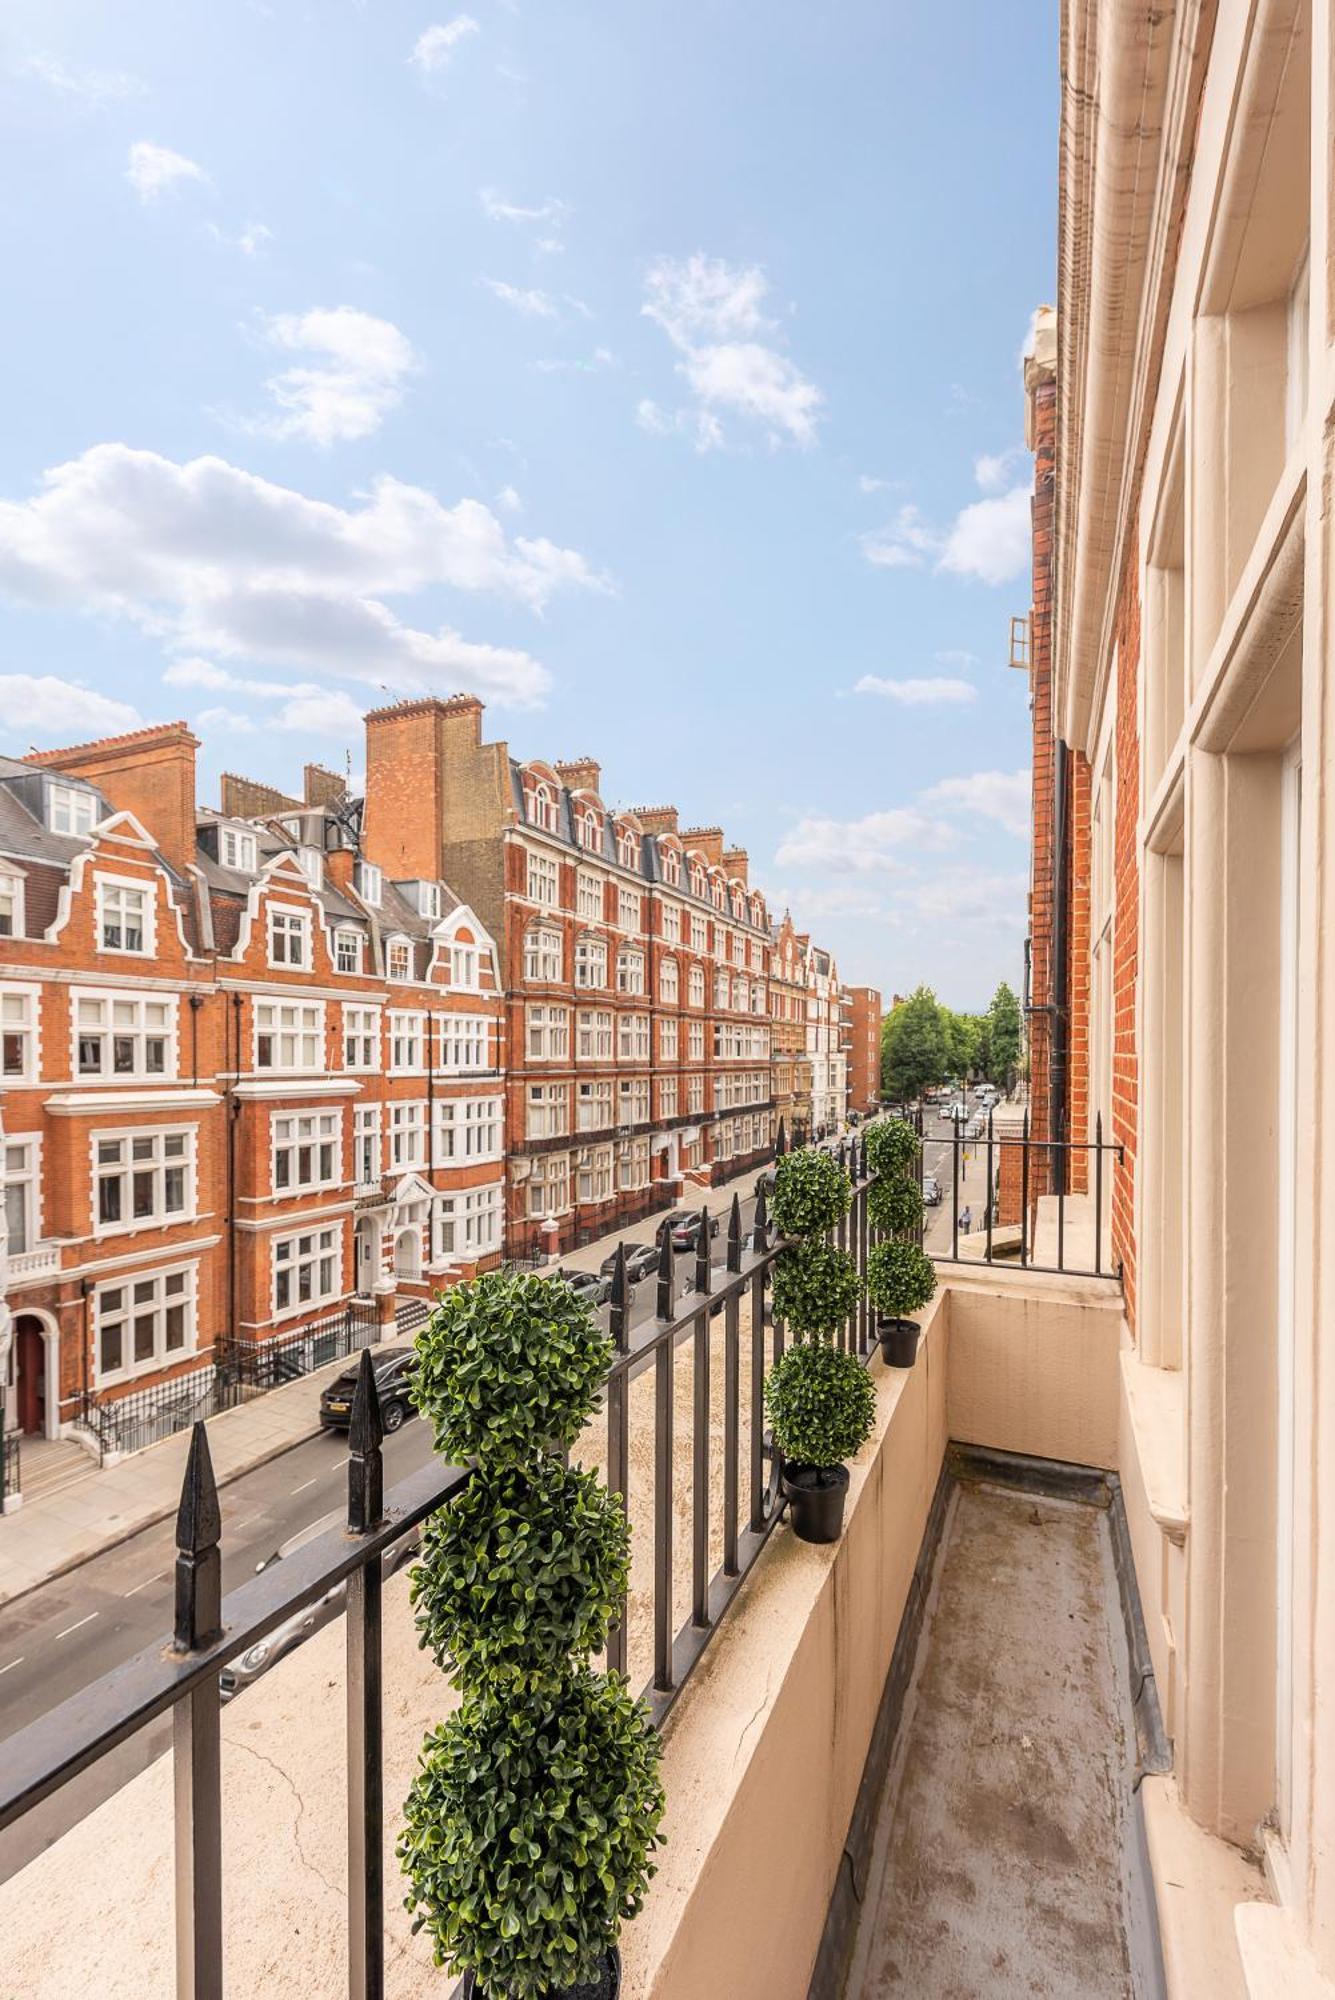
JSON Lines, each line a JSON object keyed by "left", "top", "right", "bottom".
{"left": 1026, "top": 368, "right": 1057, "bottom": 1206}
{"left": 1110, "top": 534, "right": 1141, "bottom": 1324}
{"left": 1066, "top": 750, "right": 1092, "bottom": 1194}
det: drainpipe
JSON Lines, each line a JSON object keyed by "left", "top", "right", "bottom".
{"left": 228, "top": 994, "right": 243, "bottom": 1364}
{"left": 1051, "top": 741, "right": 1071, "bottom": 1197}
{"left": 188, "top": 991, "right": 202, "bottom": 1088}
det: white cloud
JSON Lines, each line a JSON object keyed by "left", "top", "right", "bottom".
{"left": 479, "top": 188, "right": 570, "bottom": 229}
{"left": 852, "top": 675, "right": 976, "bottom": 706}
{"left": 208, "top": 220, "right": 273, "bottom": 257}
{"left": 536, "top": 347, "right": 619, "bottom": 376}
{"left": 859, "top": 506, "right": 938, "bottom": 571}
{"left": 410, "top": 17, "right": 479, "bottom": 71}
{"left": 921, "top": 769, "right": 1031, "bottom": 840}
{"left": 248, "top": 307, "right": 419, "bottom": 445}
{"left": 273, "top": 689, "right": 366, "bottom": 736}
{"left": 938, "top": 486, "right": 1031, "bottom": 586}
{"left": 482, "top": 278, "right": 559, "bottom": 320}
{"left": 17, "top": 52, "right": 144, "bottom": 104}
{"left": 0, "top": 673, "right": 141, "bottom": 744}
{"left": 635, "top": 399, "right": 723, "bottom": 453}
{"left": 640, "top": 253, "right": 822, "bottom": 449}
{"left": 775, "top": 807, "right": 953, "bottom": 874}
{"left": 860, "top": 485, "right": 1031, "bottom": 588}
{"left": 126, "top": 140, "right": 208, "bottom": 203}
{"left": 181, "top": 663, "right": 385, "bottom": 739}
{"left": 195, "top": 704, "right": 256, "bottom": 734}
{"left": 974, "top": 447, "right": 1024, "bottom": 493}
{"left": 935, "top": 648, "right": 979, "bottom": 669}
{"left": 495, "top": 485, "right": 522, "bottom": 513}
{"left": 858, "top": 474, "right": 891, "bottom": 495}
{"left": 900, "top": 870, "right": 1028, "bottom": 927}
{"left": 0, "top": 445, "right": 608, "bottom": 709}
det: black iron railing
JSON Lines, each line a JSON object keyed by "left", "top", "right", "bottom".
{"left": 915, "top": 1103, "right": 1124, "bottom": 1280}
{"left": 1, "top": 1424, "right": 19, "bottom": 1506}
{"left": 0, "top": 1151, "right": 880, "bottom": 1997}
{"left": 78, "top": 1363, "right": 241, "bottom": 1465}
{"left": 231, "top": 1297, "right": 380, "bottom": 1390}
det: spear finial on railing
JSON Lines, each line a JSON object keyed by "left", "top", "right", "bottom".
{"left": 727, "top": 1193, "right": 743, "bottom": 1273}
{"left": 775, "top": 1117, "right": 787, "bottom": 1158}
{"left": 695, "top": 1205, "right": 712, "bottom": 1296}
{"left": 609, "top": 1241, "right": 632, "bottom": 1355}
{"left": 753, "top": 1180, "right": 769, "bottom": 1253}
{"left": 656, "top": 1221, "right": 676, "bottom": 1321}
{"left": 173, "top": 1421, "right": 223, "bottom": 1653}
{"left": 348, "top": 1347, "right": 384, "bottom": 1536}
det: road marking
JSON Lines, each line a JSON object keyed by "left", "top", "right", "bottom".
{"left": 55, "top": 1612, "right": 98, "bottom": 1641}
{"left": 122, "top": 1571, "right": 165, "bottom": 1599}
{"left": 0, "top": 1657, "right": 23, "bottom": 1675}
{"left": 228, "top": 1513, "right": 258, "bottom": 1534}
{"left": 291, "top": 1477, "right": 318, "bottom": 1495}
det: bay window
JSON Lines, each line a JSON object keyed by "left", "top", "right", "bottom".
{"left": 272, "top": 1110, "right": 341, "bottom": 1193}
{"left": 524, "top": 925, "right": 563, "bottom": 983}
{"left": 526, "top": 1005, "right": 569, "bottom": 1060}
{"left": 576, "top": 1009, "right": 613, "bottom": 1061}
{"left": 436, "top": 1183, "right": 502, "bottom": 1261}
{"left": 74, "top": 992, "right": 175, "bottom": 1080}
{"left": 94, "top": 1129, "right": 193, "bottom": 1232}
{"left": 255, "top": 1000, "right": 324, "bottom": 1072}
{"left": 577, "top": 1079, "right": 613, "bottom": 1131}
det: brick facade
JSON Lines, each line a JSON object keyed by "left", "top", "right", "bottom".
{"left": 846, "top": 986, "right": 883, "bottom": 1114}
{"left": 1110, "top": 536, "right": 1141, "bottom": 1324}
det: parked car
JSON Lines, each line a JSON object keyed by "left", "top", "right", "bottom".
{"left": 318, "top": 1348, "right": 416, "bottom": 1434}
{"left": 923, "top": 1175, "right": 943, "bottom": 1207}
{"left": 669, "top": 1211, "right": 720, "bottom": 1252}
{"left": 947, "top": 1101, "right": 970, "bottom": 1122}
{"left": 598, "top": 1241, "right": 662, "bottom": 1286}
{"left": 222, "top": 1514, "right": 420, "bottom": 1702}
{"left": 554, "top": 1267, "right": 612, "bottom": 1307}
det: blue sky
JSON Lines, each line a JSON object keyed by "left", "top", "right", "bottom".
{"left": 0, "top": 1, "right": 1055, "bottom": 1009}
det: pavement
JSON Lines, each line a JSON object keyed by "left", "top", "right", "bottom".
{"left": 0, "top": 1155, "right": 784, "bottom": 1614}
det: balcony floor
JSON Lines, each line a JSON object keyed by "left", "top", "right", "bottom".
{"left": 842, "top": 1477, "right": 1158, "bottom": 1998}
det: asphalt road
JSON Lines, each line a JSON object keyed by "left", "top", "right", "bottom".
{"left": 0, "top": 1196, "right": 766, "bottom": 1878}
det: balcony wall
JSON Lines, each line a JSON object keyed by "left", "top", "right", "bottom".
{"left": 0, "top": 1268, "right": 1130, "bottom": 1999}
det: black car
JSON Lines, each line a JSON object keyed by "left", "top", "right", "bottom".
{"left": 598, "top": 1241, "right": 662, "bottom": 1286}
{"left": 553, "top": 1267, "right": 613, "bottom": 1307}
{"left": 923, "top": 1174, "right": 943, "bottom": 1207}
{"left": 669, "top": 1211, "right": 721, "bottom": 1252}
{"left": 318, "top": 1347, "right": 416, "bottom": 1433}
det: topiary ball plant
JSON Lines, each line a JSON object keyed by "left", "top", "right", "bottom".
{"left": 766, "top": 1339, "right": 877, "bottom": 1543}
{"left": 409, "top": 1455, "right": 630, "bottom": 1697}
{"left": 771, "top": 1238, "right": 863, "bottom": 1338}
{"left": 868, "top": 1173, "right": 924, "bottom": 1238}
{"left": 867, "top": 1239, "right": 937, "bottom": 1325}
{"left": 863, "top": 1116, "right": 921, "bottom": 1180}
{"left": 771, "top": 1147, "right": 852, "bottom": 1239}
{"left": 408, "top": 1268, "right": 613, "bottom": 1467}
{"left": 402, "top": 1668, "right": 665, "bottom": 2000}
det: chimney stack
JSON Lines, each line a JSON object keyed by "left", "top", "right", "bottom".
{"left": 722, "top": 846, "right": 749, "bottom": 885}
{"left": 680, "top": 825, "right": 725, "bottom": 864}
{"left": 27, "top": 722, "right": 201, "bottom": 879}
{"left": 554, "top": 758, "right": 602, "bottom": 794}
{"left": 632, "top": 806, "right": 680, "bottom": 837}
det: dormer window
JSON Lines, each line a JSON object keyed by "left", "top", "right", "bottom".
{"left": 269, "top": 905, "right": 310, "bottom": 970}
{"left": 616, "top": 829, "right": 639, "bottom": 870}
{"left": 48, "top": 782, "right": 99, "bottom": 837}
{"left": 355, "top": 861, "right": 382, "bottom": 907}
{"left": 298, "top": 847, "right": 324, "bottom": 889}
{"left": 220, "top": 827, "right": 257, "bottom": 873}
{"left": 529, "top": 782, "right": 560, "bottom": 833}
{"left": 419, "top": 882, "right": 442, "bottom": 921}
{"left": 661, "top": 848, "right": 681, "bottom": 887}
{"left": 0, "top": 871, "right": 23, "bottom": 939}
{"left": 334, "top": 928, "right": 362, "bottom": 974}
{"left": 281, "top": 816, "right": 303, "bottom": 839}
{"left": 577, "top": 808, "right": 601, "bottom": 852}
{"left": 690, "top": 863, "right": 706, "bottom": 898}
{"left": 387, "top": 937, "right": 413, "bottom": 981}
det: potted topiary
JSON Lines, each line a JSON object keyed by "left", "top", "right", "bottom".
{"left": 765, "top": 1338, "right": 877, "bottom": 1542}
{"left": 866, "top": 1239, "right": 937, "bottom": 1368}
{"left": 400, "top": 1269, "right": 665, "bottom": 1999}
{"left": 771, "top": 1238, "right": 864, "bottom": 1339}
{"left": 771, "top": 1146, "right": 852, "bottom": 1240}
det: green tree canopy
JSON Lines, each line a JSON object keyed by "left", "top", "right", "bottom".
{"left": 987, "top": 981, "right": 1023, "bottom": 1084}
{"left": 881, "top": 986, "right": 949, "bottom": 1101}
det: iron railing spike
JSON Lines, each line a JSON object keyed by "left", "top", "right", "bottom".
{"left": 727, "top": 1193, "right": 743, "bottom": 1272}
{"left": 348, "top": 1347, "right": 385, "bottom": 1535}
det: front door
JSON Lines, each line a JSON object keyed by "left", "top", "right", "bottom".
{"left": 15, "top": 1320, "right": 45, "bottom": 1436}
{"left": 354, "top": 1218, "right": 376, "bottom": 1296}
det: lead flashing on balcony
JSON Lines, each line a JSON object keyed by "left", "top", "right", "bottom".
{"left": 43, "top": 1088, "right": 222, "bottom": 1116}
{"left": 229, "top": 1078, "right": 364, "bottom": 1100}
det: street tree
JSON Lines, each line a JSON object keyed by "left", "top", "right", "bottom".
{"left": 882, "top": 986, "right": 949, "bottom": 1101}
{"left": 987, "top": 981, "right": 1023, "bottom": 1088}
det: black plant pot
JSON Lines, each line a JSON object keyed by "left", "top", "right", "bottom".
{"left": 877, "top": 1317, "right": 920, "bottom": 1368}
{"left": 463, "top": 1948, "right": 621, "bottom": 2000}
{"left": 781, "top": 1462, "right": 850, "bottom": 1543}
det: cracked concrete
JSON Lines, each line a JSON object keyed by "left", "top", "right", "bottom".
{"left": 842, "top": 1481, "right": 1150, "bottom": 1999}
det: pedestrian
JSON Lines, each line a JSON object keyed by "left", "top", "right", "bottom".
{"left": 960, "top": 1204, "right": 973, "bottom": 1235}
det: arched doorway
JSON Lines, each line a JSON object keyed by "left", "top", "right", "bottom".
{"left": 354, "top": 1215, "right": 379, "bottom": 1296}
{"left": 394, "top": 1226, "right": 422, "bottom": 1283}
{"left": 14, "top": 1313, "right": 57, "bottom": 1438}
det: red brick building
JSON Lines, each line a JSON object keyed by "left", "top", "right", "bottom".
{"left": 0, "top": 721, "right": 503, "bottom": 1495}
{"left": 845, "top": 986, "right": 882, "bottom": 1114}
{"left": 359, "top": 696, "right": 775, "bottom": 1258}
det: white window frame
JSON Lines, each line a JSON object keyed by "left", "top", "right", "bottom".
{"left": 575, "top": 934, "right": 607, "bottom": 989}
{"left": 0, "top": 870, "right": 24, "bottom": 939}
{"left": 576, "top": 1145, "right": 614, "bottom": 1205}
{"left": 73, "top": 989, "right": 178, "bottom": 1082}
{"left": 435, "top": 1095, "right": 503, "bottom": 1163}
{"left": 617, "top": 1078, "right": 650, "bottom": 1127}
{"left": 528, "top": 1151, "right": 570, "bottom": 1218}
{"left": 272, "top": 1109, "right": 342, "bottom": 1195}
{"left": 386, "top": 936, "right": 414, "bottom": 982}
{"left": 388, "top": 1101, "right": 427, "bottom": 1171}
{"left": 576, "top": 870, "right": 603, "bottom": 920}
{"left": 617, "top": 887, "right": 642, "bottom": 933}
{"left": 254, "top": 999, "right": 325, "bottom": 1073}
{"left": 389, "top": 1009, "right": 427, "bottom": 1074}
{"left": 616, "top": 947, "right": 645, "bottom": 996}
{"left": 268, "top": 903, "right": 310, "bottom": 970}
{"left": 524, "top": 925, "right": 563, "bottom": 983}
{"left": 617, "top": 1013, "right": 650, "bottom": 1062}
{"left": 355, "top": 860, "right": 382, "bottom": 907}
{"left": 334, "top": 928, "right": 363, "bottom": 974}
{"left": 0, "top": 984, "right": 38, "bottom": 1084}
{"left": 94, "top": 1264, "right": 197, "bottom": 1386}
{"left": 577, "top": 1078, "right": 614, "bottom": 1132}
{"left": 272, "top": 1226, "right": 342, "bottom": 1320}
{"left": 93, "top": 1127, "right": 195, "bottom": 1236}
{"left": 662, "top": 849, "right": 681, "bottom": 887}
{"left": 220, "top": 827, "right": 257, "bottom": 872}
{"left": 49, "top": 781, "right": 99, "bottom": 836}
{"left": 576, "top": 1008, "right": 613, "bottom": 1061}
{"left": 449, "top": 943, "right": 480, "bottom": 990}
{"left": 527, "top": 1081, "right": 569, "bottom": 1139}
{"left": 96, "top": 875, "right": 153, "bottom": 957}
{"left": 659, "top": 1016, "right": 678, "bottom": 1060}
{"left": 354, "top": 1104, "right": 381, "bottom": 1187}
{"left": 659, "top": 1076, "right": 678, "bottom": 1120}
{"left": 436, "top": 1182, "right": 503, "bottom": 1261}
{"left": 343, "top": 1004, "right": 380, "bottom": 1072}
{"left": 659, "top": 956, "right": 679, "bottom": 1003}
{"left": 3, "top": 1134, "right": 40, "bottom": 1255}
{"left": 527, "top": 851, "right": 560, "bottom": 907}
{"left": 526, "top": 1004, "right": 570, "bottom": 1061}
{"left": 439, "top": 1015, "right": 492, "bottom": 1072}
